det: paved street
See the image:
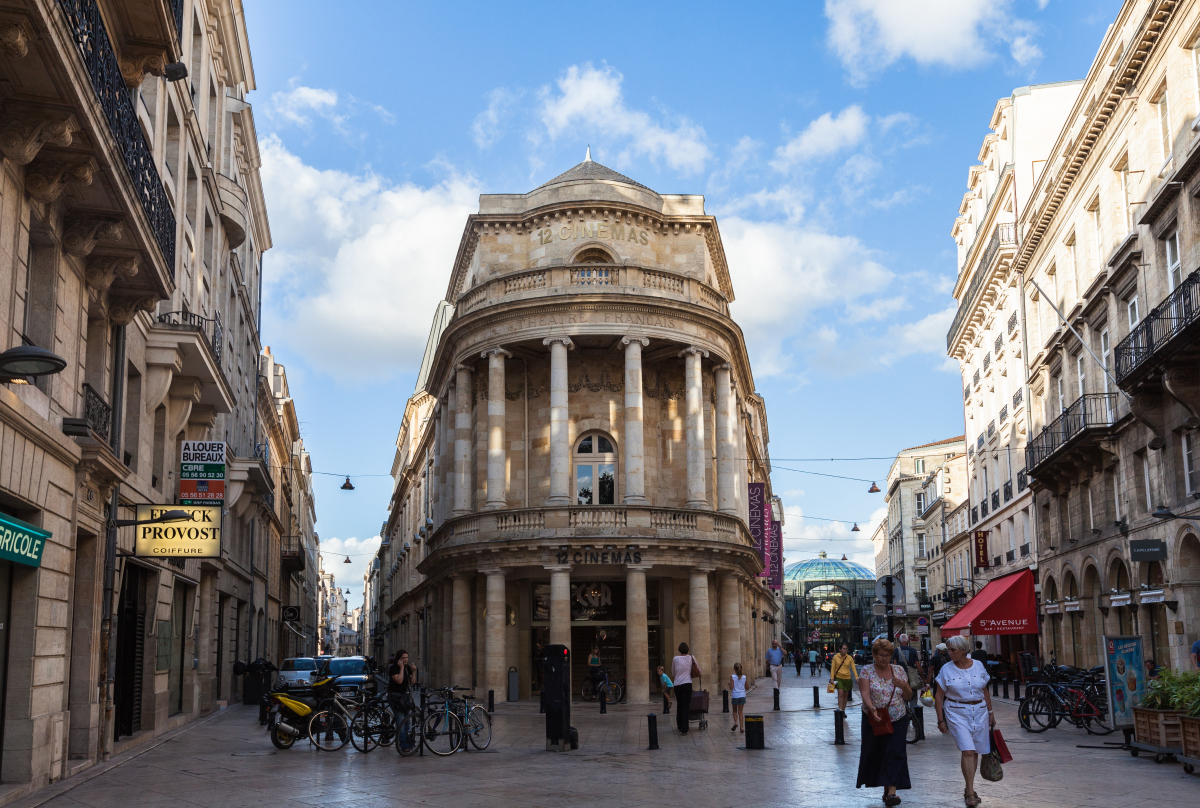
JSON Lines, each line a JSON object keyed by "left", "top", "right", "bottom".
{"left": 12, "top": 668, "right": 1198, "bottom": 808}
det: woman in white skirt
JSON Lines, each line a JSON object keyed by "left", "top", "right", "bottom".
{"left": 934, "top": 635, "right": 996, "bottom": 806}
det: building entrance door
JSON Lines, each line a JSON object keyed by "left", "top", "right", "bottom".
{"left": 169, "top": 584, "right": 186, "bottom": 715}
{"left": 114, "top": 566, "right": 146, "bottom": 739}
{"left": 571, "top": 625, "right": 625, "bottom": 699}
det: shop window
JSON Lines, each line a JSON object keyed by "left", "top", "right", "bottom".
{"left": 575, "top": 432, "right": 617, "bottom": 505}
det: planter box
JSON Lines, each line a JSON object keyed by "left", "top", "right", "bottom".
{"left": 1181, "top": 715, "right": 1200, "bottom": 761}
{"left": 1133, "top": 706, "right": 1184, "bottom": 750}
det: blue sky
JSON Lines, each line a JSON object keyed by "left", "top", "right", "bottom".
{"left": 241, "top": 0, "right": 1123, "bottom": 588}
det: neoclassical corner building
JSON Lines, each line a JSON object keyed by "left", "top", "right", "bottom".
{"left": 374, "top": 156, "right": 782, "bottom": 704}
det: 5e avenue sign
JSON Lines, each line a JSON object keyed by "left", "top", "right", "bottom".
{"left": 134, "top": 505, "right": 222, "bottom": 558}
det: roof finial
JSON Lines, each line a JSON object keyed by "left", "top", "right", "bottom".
{"left": 585, "top": 145, "right": 592, "bottom": 162}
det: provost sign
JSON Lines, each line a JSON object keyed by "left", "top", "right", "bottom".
{"left": 134, "top": 505, "right": 222, "bottom": 557}
{"left": 0, "top": 510, "right": 50, "bottom": 568}
{"left": 180, "top": 441, "right": 225, "bottom": 505}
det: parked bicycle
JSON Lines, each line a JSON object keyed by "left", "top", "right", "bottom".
{"left": 350, "top": 690, "right": 398, "bottom": 752}
{"left": 1019, "top": 663, "right": 1113, "bottom": 735}
{"left": 308, "top": 676, "right": 367, "bottom": 751}
{"left": 581, "top": 667, "right": 623, "bottom": 703}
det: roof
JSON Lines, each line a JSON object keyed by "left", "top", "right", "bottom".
{"left": 783, "top": 552, "right": 874, "bottom": 582}
{"left": 534, "top": 149, "right": 652, "bottom": 192}
{"left": 901, "top": 435, "right": 965, "bottom": 453}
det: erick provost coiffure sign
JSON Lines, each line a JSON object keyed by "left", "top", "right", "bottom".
{"left": 134, "top": 504, "right": 222, "bottom": 558}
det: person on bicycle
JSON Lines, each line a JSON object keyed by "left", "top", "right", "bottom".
{"left": 387, "top": 649, "right": 415, "bottom": 717}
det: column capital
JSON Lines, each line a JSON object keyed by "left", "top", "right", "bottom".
{"left": 481, "top": 347, "right": 512, "bottom": 360}
{"left": 543, "top": 564, "right": 573, "bottom": 572}
{"left": 625, "top": 564, "right": 653, "bottom": 572}
{"left": 454, "top": 363, "right": 474, "bottom": 373}
{"left": 543, "top": 336, "right": 574, "bottom": 349}
{"left": 714, "top": 362, "right": 732, "bottom": 372}
{"left": 621, "top": 335, "right": 650, "bottom": 348}
{"left": 479, "top": 568, "right": 506, "bottom": 577}
{"left": 678, "top": 345, "right": 709, "bottom": 359}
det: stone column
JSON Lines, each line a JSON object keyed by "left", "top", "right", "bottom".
{"left": 451, "top": 574, "right": 472, "bottom": 686}
{"left": 483, "top": 569, "right": 507, "bottom": 698}
{"left": 441, "top": 582, "right": 453, "bottom": 685}
{"left": 688, "top": 567, "right": 713, "bottom": 678}
{"left": 482, "top": 347, "right": 512, "bottom": 509}
{"left": 719, "top": 573, "right": 742, "bottom": 685}
{"left": 453, "top": 364, "right": 473, "bottom": 516}
{"left": 715, "top": 363, "right": 736, "bottom": 515}
{"left": 439, "top": 391, "right": 452, "bottom": 525}
{"left": 544, "top": 337, "right": 573, "bottom": 505}
{"left": 622, "top": 336, "right": 650, "bottom": 505}
{"left": 625, "top": 565, "right": 651, "bottom": 703}
{"left": 681, "top": 346, "right": 710, "bottom": 509}
{"left": 546, "top": 565, "right": 572, "bottom": 652}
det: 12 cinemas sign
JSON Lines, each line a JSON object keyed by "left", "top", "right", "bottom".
{"left": 180, "top": 441, "right": 225, "bottom": 505}
{"left": 134, "top": 505, "right": 222, "bottom": 557}
{"left": 748, "top": 482, "right": 768, "bottom": 577}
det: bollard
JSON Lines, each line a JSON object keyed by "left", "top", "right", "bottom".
{"left": 600, "top": 688, "right": 607, "bottom": 714}
{"left": 991, "top": 677, "right": 999, "bottom": 697}
{"left": 745, "top": 715, "right": 765, "bottom": 749}
{"left": 813, "top": 685, "right": 820, "bottom": 709}
{"left": 647, "top": 713, "right": 659, "bottom": 750}
{"left": 834, "top": 709, "right": 846, "bottom": 745}
{"left": 723, "top": 689, "right": 730, "bottom": 713}
{"left": 539, "top": 689, "right": 545, "bottom": 714}
{"left": 488, "top": 689, "right": 494, "bottom": 712}
{"left": 773, "top": 688, "right": 780, "bottom": 711}
{"left": 1122, "top": 727, "right": 1134, "bottom": 750}
{"left": 1002, "top": 678, "right": 1010, "bottom": 700}
{"left": 914, "top": 705, "right": 925, "bottom": 740}
{"left": 1013, "top": 680, "right": 1021, "bottom": 700}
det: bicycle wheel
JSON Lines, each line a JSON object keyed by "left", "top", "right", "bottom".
{"left": 422, "top": 709, "right": 464, "bottom": 756}
{"left": 1083, "top": 703, "right": 1116, "bottom": 735}
{"left": 374, "top": 707, "right": 397, "bottom": 747}
{"left": 580, "top": 680, "right": 595, "bottom": 701}
{"left": 607, "top": 681, "right": 623, "bottom": 704}
{"left": 1020, "top": 695, "right": 1055, "bottom": 732}
{"left": 395, "top": 712, "right": 421, "bottom": 756}
{"left": 466, "top": 705, "right": 492, "bottom": 750}
{"left": 309, "top": 710, "right": 350, "bottom": 751}
{"left": 351, "top": 707, "right": 391, "bottom": 752}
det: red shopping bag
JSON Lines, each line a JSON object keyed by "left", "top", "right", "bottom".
{"left": 991, "top": 729, "right": 1013, "bottom": 763}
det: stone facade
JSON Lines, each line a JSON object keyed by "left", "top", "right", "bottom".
{"left": 372, "top": 156, "right": 782, "bottom": 702}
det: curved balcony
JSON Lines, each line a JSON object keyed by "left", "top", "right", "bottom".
{"left": 216, "top": 172, "right": 249, "bottom": 248}
{"left": 1025, "top": 393, "right": 1119, "bottom": 485}
{"left": 456, "top": 264, "right": 729, "bottom": 320}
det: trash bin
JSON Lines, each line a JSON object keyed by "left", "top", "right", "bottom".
{"left": 508, "top": 666, "right": 519, "bottom": 702}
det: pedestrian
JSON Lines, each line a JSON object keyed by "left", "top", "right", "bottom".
{"left": 934, "top": 634, "right": 996, "bottom": 807}
{"left": 730, "top": 662, "right": 747, "bottom": 733}
{"left": 856, "top": 637, "right": 913, "bottom": 806}
{"left": 671, "top": 642, "right": 699, "bottom": 735}
{"left": 930, "top": 643, "right": 950, "bottom": 696}
{"left": 386, "top": 649, "right": 415, "bottom": 718}
{"left": 588, "top": 645, "right": 603, "bottom": 695}
{"left": 970, "top": 641, "right": 988, "bottom": 665}
{"left": 809, "top": 647, "right": 820, "bottom": 675}
{"left": 766, "top": 639, "right": 784, "bottom": 689}
{"left": 830, "top": 641, "right": 857, "bottom": 713}
{"left": 658, "top": 665, "right": 673, "bottom": 713}
{"left": 1145, "top": 658, "right": 1160, "bottom": 680}
{"left": 893, "top": 634, "right": 923, "bottom": 710}
{"left": 1191, "top": 637, "right": 1200, "bottom": 669}
{"left": 795, "top": 647, "right": 804, "bottom": 676}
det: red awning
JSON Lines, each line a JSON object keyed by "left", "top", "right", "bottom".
{"left": 941, "top": 568, "right": 1037, "bottom": 635}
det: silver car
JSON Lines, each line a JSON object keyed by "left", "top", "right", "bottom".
{"left": 276, "top": 658, "right": 317, "bottom": 690}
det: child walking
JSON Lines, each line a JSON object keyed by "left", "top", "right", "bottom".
{"left": 658, "top": 665, "right": 674, "bottom": 713}
{"left": 730, "top": 662, "right": 747, "bottom": 732}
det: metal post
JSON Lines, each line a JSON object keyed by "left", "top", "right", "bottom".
{"left": 599, "top": 688, "right": 607, "bottom": 714}
{"left": 914, "top": 705, "right": 925, "bottom": 740}
{"left": 885, "top": 577, "right": 895, "bottom": 643}
{"left": 99, "top": 323, "right": 127, "bottom": 759}
{"left": 1013, "top": 679, "right": 1021, "bottom": 700}
{"left": 647, "top": 713, "right": 659, "bottom": 750}
{"left": 813, "top": 685, "right": 820, "bottom": 709}
{"left": 488, "top": 689, "right": 494, "bottom": 712}
{"left": 773, "top": 688, "right": 780, "bottom": 711}
{"left": 992, "top": 677, "right": 999, "bottom": 697}
{"left": 834, "top": 708, "right": 846, "bottom": 745}
{"left": 723, "top": 689, "right": 729, "bottom": 713}
{"left": 1002, "top": 677, "right": 1010, "bottom": 700}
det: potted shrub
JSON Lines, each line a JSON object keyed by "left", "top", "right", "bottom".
{"left": 1133, "top": 669, "right": 1187, "bottom": 754}
{"left": 1178, "top": 670, "right": 1200, "bottom": 773}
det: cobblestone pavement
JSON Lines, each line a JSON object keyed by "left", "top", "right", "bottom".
{"left": 14, "top": 667, "right": 1199, "bottom": 808}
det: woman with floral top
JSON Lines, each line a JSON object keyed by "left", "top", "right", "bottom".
{"left": 856, "top": 638, "right": 913, "bottom": 807}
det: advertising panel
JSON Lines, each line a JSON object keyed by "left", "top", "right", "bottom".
{"left": 1102, "top": 634, "right": 1146, "bottom": 730}
{"left": 180, "top": 441, "right": 226, "bottom": 505}
{"left": 748, "top": 482, "right": 767, "bottom": 576}
{"left": 134, "top": 505, "right": 222, "bottom": 557}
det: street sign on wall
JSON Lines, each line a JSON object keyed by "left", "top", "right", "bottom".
{"left": 134, "top": 504, "right": 222, "bottom": 557}
{"left": 180, "top": 441, "right": 225, "bottom": 505}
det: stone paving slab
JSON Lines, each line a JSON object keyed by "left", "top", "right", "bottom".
{"left": 12, "top": 668, "right": 1199, "bottom": 808}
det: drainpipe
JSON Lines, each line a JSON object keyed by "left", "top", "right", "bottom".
{"left": 100, "top": 323, "right": 127, "bottom": 759}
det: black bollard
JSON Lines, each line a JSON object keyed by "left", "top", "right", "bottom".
{"left": 647, "top": 713, "right": 660, "bottom": 750}
{"left": 914, "top": 705, "right": 925, "bottom": 740}
{"left": 539, "top": 689, "right": 545, "bottom": 714}
{"left": 991, "top": 677, "right": 999, "bottom": 697}
{"left": 1013, "top": 679, "right": 1021, "bottom": 700}
{"left": 723, "top": 689, "right": 730, "bottom": 713}
{"left": 834, "top": 709, "right": 846, "bottom": 745}
{"left": 745, "top": 715, "right": 765, "bottom": 749}
{"left": 773, "top": 688, "right": 780, "bottom": 711}
{"left": 488, "top": 689, "right": 495, "bottom": 712}
{"left": 1002, "top": 678, "right": 1010, "bottom": 700}
{"left": 813, "top": 685, "right": 820, "bottom": 709}
{"left": 600, "top": 688, "right": 607, "bottom": 714}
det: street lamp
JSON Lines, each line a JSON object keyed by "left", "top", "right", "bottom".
{"left": 868, "top": 482, "right": 880, "bottom": 493}
{"left": 341, "top": 477, "right": 355, "bottom": 490}
{"left": 106, "top": 508, "right": 191, "bottom": 532}
{"left": 1151, "top": 505, "right": 1178, "bottom": 521}
{"left": 851, "top": 523, "right": 860, "bottom": 532}
{"left": 0, "top": 345, "right": 67, "bottom": 383}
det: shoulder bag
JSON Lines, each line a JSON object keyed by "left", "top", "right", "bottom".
{"left": 868, "top": 673, "right": 898, "bottom": 736}
{"left": 690, "top": 655, "right": 702, "bottom": 679}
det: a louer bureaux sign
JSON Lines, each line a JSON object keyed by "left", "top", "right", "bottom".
{"left": 179, "top": 441, "right": 225, "bottom": 505}
{"left": 0, "top": 510, "right": 50, "bottom": 568}
{"left": 134, "top": 504, "right": 222, "bottom": 557}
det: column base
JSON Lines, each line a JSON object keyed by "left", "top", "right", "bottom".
{"left": 718, "top": 507, "right": 738, "bottom": 515}
{"left": 622, "top": 495, "right": 649, "bottom": 505}
{"left": 546, "top": 496, "right": 570, "bottom": 505}
{"left": 686, "top": 500, "right": 710, "bottom": 509}
{"left": 483, "top": 501, "right": 505, "bottom": 510}
{"left": 450, "top": 509, "right": 472, "bottom": 517}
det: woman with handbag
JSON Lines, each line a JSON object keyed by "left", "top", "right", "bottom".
{"left": 670, "top": 642, "right": 701, "bottom": 735}
{"left": 830, "top": 642, "right": 858, "bottom": 713}
{"left": 856, "top": 638, "right": 913, "bottom": 807}
{"left": 934, "top": 635, "right": 996, "bottom": 807}
{"left": 386, "top": 649, "right": 415, "bottom": 717}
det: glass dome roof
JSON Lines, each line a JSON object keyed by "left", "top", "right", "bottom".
{"left": 783, "top": 551, "right": 874, "bottom": 582}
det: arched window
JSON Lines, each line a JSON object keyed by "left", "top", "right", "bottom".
{"left": 575, "top": 247, "right": 614, "bottom": 263}
{"left": 575, "top": 432, "right": 617, "bottom": 505}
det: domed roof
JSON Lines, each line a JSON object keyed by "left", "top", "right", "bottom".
{"left": 783, "top": 551, "right": 874, "bottom": 582}
{"left": 534, "top": 148, "right": 653, "bottom": 192}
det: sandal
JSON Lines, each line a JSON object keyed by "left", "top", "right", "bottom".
{"left": 884, "top": 794, "right": 901, "bottom": 806}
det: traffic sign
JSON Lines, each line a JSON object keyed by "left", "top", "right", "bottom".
{"left": 875, "top": 575, "right": 904, "bottom": 604}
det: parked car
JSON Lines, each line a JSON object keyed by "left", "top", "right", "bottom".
{"left": 275, "top": 657, "right": 316, "bottom": 690}
{"left": 313, "top": 655, "right": 376, "bottom": 696}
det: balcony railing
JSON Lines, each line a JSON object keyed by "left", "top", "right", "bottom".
{"left": 1003, "top": 480, "right": 1013, "bottom": 502}
{"left": 988, "top": 420, "right": 996, "bottom": 438}
{"left": 81, "top": 382, "right": 112, "bottom": 443}
{"left": 999, "top": 404, "right": 1008, "bottom": 423}
{"left": 1115, "top": 266, "right": 1200, "bottom": 384}
{"left": 977, "top": 434, "right": 984, "bottom": 451}
{"left": 1006, "top": 549, "right": 1016, "bottom": 563}
{"left": 947, "top": 223, "right": 1018, "bottom": 349}
{"left": 980, "top": 498, "right": 989, "bottom": 518}
{"left": 254, "top": 442, "right": 273, "bottom": 483}
{"left": 996, "top": 334, "right": 1005, "bottom": 355}
{"left": 57, "top": 0, "right": 176, "bottom": 274}
{"left": 281, "top": 535, "right": 305, "bottom": 572}
{"left": 1013, "top": 387, "right": 1024, "bottom": 408}
{"left": 964, "top": 385, "right": 971, "bottom": 401}
{"left": 971, "top": 506, "right": 978, "bottom": 524}
{"left": 170, "top": 0, "right": 184, "bottom": 37}
{"left": 983, "top": 352, "right": 991, "bottom": 371}
{"left": 1025, "top": 393, "right": 1118, "bottom": 471}
{"left": 991, "top": 490, "right": 1000, "bottom": 510}
{"left": 994, "top": 555, "right": 1002, "bottom": 567}
{"left": 1008, "top": 310, "right": 1019, "bottom": 333}
{"left": 1020, "top": 543, "right": 1031, "bottom": 557}
{"left": 1017, "top": 468, "right": 1028, "bottom": 492}
{"left": 156, "top": 310, "right": 222, "bottom": 365}
{"left": 973, "top": 369, "right": 980, "bottom": 387}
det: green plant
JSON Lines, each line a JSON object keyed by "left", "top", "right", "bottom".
{"left": 1142, "top": 668, "right": 1200, "bottom": 711}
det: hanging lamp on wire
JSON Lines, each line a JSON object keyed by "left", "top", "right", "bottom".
{"left": 341, "top": 476, "right": 355, "bottom": 490}
{"left": 343, "top": 555, "right": 352, "bottom": 563}
{"left": 851, "top": 523, "right": 860, "bottom": 532}
{"left": 868, "top": 481, "right": 880, "bottom": 493}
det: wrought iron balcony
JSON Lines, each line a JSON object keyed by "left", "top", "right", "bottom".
{"left": 991, "top": 490, "right": 1000, "bottom": 510}
{"left": 999, "top": 404, "right": 1008, "bottom": 423}
{"left": 988, "top": 420, "right": 996, "bottom": 438}
{"left": 994, "top": 333, "right": 1004, "bottom": 354}
{"left": 254, "top": 442, "right": 273, "bottom": 483}
{"left": 1012, "top": 387, "right": 1024, "bottom": 409}
{"left": 973, "top": 369, "right": 981, "bottom": 387}
{"left": 1017, "top": 468, "right": 1028, "bottom": 491}
{"left": 980, "top": 497, "right": 989, "bottom": 518}
{"left": 1020, "top": 543, "right": 1031, "bottom": 557}
{"left": 993, "top": 555, "right": 1002, "bottom": 567}
{"left": 57, "top": 0, "right": 176, "bottom": 274}
{"left": 983, "top": 352, "right": 991, "bottom": 371}
{"left": 82, "top": 382, "right": 112, "bottom": 442}
{"left": 977, "top": 434, "right": 984, "bottom": 451}
{"left": 1006, "top": 549, "right": 1016, "bottom": 563}
{"left": 1003, "top": 480, "right": 1013, "bottom": 502}
{"left": 282, "top": 535, "right": 305, "bottom": 572}
{"left": 971, "top": 506, "right": 978, "bottom": 524}
{"left": 156, "top": 310, "right": 222, "bottom": 366}
{"left": 1008, "top": 310, "right": 1019, "bottom": 333}
{"left": 964, "top": 385, "right": 971, "bottom": 401}
{"left": 1114, "top": 266, "right": 1200, "bottom": 386}
{"left": 1025, "top": 393, "right": 1118, "bottom": 474}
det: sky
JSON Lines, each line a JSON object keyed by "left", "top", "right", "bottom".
{"left": 240, "top": 0, "right": 1125, "bottom": 591}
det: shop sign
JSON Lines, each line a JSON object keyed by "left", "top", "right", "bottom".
{"left": 748, "top": 482, "right": 767, "bottom": 576}
{"left": 0, "top": 510, "right": 50, "bottom": 568}
{"left": 1139, "top": 590, "right": 1166, "bottom": 604}
{"left": 1129, "top": 539, "right": 1167, "bottom": 561}
{"left": 1044, "top": 603, "right": 1061, "bottom": 614}
{"left": 134, "top": 504, "right": 222, "bottom": 557}
{"left": 1109, "top": 594, "right": 1132, "bottom": 607}
{"left": 770, "top": 518, "right": 783, "bottom": 591}
{"left": 1102, "top": 635, "right": 1146, "bottom": 729}
{"left": 1063, "top": 600, "right": 1082, "bottom": 612}
{"left": 973, "top": 530, "right": 990, "bottom": 568}
{"left": 180, "top": 441, "right": 225, "bottom": 505}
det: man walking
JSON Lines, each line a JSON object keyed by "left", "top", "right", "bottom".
{"left": 971, "top": 641, "right": 989, "bottom": 665}
{"left": 795, "top": 646, "right": 804, "bottom": 676}
{"left": 809, "top": 647, "right": 820, "bottom": 675}
{"left": 766, "top": 639, "right": 784, "bottom": 689}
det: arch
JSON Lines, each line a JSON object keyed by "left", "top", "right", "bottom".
{"left": 1062, "top": 569, "right": 1079, "bottom": 599}
{"left": 570, "top": 242, "right": 617, "bottom": 264}
{"left": 1081, "top": 562, "right": 1103, "bottom": 598}
{"left": 573, "top": 430, "right": 618, "bottom": 505}
{"left": 1175, "top": 532, "right": 1200, "bottom": 583}
{"left": 1043, "top": 574, "right": 1059, "bottom": 602}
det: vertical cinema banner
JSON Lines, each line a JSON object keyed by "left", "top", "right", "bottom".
{"left": 771, "top": 518, "right": 783, "bottom": 590}
{"left": 180, "top": 441, "right": 226, "bottom": 505}
{"left": 973, "top": 530, "right": 990, "bottom": 568}
{"left": 748, "top": 482, "right": 767, "bottom": 577}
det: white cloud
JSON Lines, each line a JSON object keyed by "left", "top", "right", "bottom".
{"left": 473, "top": 87, "right": 519, "bottom": 148}
{"left": 259, "top": 136, "right": 479, "bottom": 380}
{"left": 879, "top": 304, "right": 956, "bottom": 365}
{"left": 271, "top": 85, "right": 342, "bottom": 127}
{"left": 780, "top": 504, "right": 884, "bottom": 573}
{"left": 318, "top": 536, "right": 382, "bottom": 587}
{"left": 723, "top": 218, "right": 893, "bottom": 375}
{"left": 845, "top": 295, "right": 907, "bottom": 323}
{"left": 537, "top": 64, "right": 710, "bottom": 173}
{"left": 773, "top": 106, "right": 869, "bottom": 170}
{"left": 824, "top": 0, "right": 1041, "bottom": 84}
